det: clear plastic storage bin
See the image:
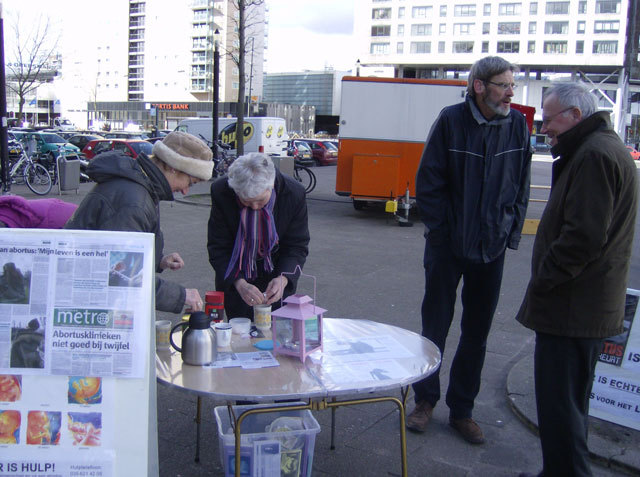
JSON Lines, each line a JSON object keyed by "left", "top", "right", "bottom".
{"left": 214, "top": 402, "right": 321, "bottom": 477}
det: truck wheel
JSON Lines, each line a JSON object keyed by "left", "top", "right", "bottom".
{"left": 353, "top": 200, "right": 366, "bottom": 211}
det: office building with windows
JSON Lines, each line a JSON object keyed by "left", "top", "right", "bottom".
{"left": 84, "top": 0, "right": 266, "bottom": 130}
{"left": 263, "top": 70, "right": 348, "bottom": 134}
{"left": 7, "top": 0, "right": 267, "bottom": 130}
{"left": 354, "top": 0, "right": 640, "bottom": 143}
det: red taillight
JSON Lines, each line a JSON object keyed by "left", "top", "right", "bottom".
{"left": 259, "top": 145, "right": 264, "bottom": 153}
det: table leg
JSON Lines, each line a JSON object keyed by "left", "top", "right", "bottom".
{"left": 194, "top": 395, "right": 202, "bottom": 463}
{"left": 326, "top": 396, "right": 408, "bottom": 477}
{"left": 401, "top": 385, "right": 410, "bottom": 408}
{"left": 330, "top": 397, "right": 336, "bottom": 450}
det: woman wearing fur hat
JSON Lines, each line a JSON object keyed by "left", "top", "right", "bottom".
{"left": 207, "top": 152, "right": 310, "bottom": 320}
{"left": 65, "top": 131, "right": 213, "bottom": 313}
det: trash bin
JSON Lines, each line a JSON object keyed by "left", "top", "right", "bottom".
{"left": 57, "top": 154, "right": 81, "bottom": 193}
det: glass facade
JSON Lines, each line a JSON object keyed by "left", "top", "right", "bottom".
{"left": 263, "top": 73, "right": 336, "bottom": 116}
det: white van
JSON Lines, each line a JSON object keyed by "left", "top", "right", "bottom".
{"left": 176, "top": 117, "right": 287, "bottom": 156}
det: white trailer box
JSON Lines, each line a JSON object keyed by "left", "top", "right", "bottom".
{"left": 176, "top": 117, "right": 287, "bottom": 156}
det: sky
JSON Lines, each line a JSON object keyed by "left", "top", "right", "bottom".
{"left": 264, "top": 0, "right": 357, "bottom": 73}
{"left": 2, "top": 0, "right": 358, "bottom": 74}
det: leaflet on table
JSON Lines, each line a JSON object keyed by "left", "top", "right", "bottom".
{"left": 0, "top": 231, "right": 154, "bottom": 379}
{"left": 206, "top": 351, "right": 280, "bottom": 369}
{"left": 309, "top": 335, "right": 413, "bottom": 365}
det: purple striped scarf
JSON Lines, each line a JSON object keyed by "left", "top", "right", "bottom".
{"left": 224, "top": 191, "right": 278, "bottom": 281}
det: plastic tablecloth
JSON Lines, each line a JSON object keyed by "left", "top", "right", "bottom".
{"left": 156, "top": 318, "right": 441, "bottom": 401}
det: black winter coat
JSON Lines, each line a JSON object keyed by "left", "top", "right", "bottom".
{"left": 65, "top": 152, "right": 186, "bottom": 313}
{"left": 207, "top": 170, "right": 310, "bottom": 319}
{"left": 416, "top": 95, "right": 532, "bottom": 263}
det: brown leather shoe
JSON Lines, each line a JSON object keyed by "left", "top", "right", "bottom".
{"left": 449, "top": 417, "right": 485, "bottom": 444}
{"left": 406, "top": 400, "right": 433, "bottom": 432}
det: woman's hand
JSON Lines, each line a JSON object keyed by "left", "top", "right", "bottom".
{"left": 160, "top": 252, "right": 184, "bottom": 271}
{"left": 234, "top": 279, "right": 266, "bottom": 306}
{"left": 264, "top": 276, "right": 288, "bottom": 305}
{"left": 184, "top": 288, "right": 203, "bottom": 311}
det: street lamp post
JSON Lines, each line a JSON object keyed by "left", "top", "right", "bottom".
{"left": 247, "top": 36, "right": 254, "bottom": 117}
{"left": 0, "top": 2, "right": 9, "bottom": 193}
{"left": 212, "top": 29, "right": 220, "bottom": 160}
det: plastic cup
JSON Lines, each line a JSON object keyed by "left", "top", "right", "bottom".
{"left": 214, "top": 323, "right": 232, "bottom": 348}
{"left": 155, "top": 320, "right": 172, "bottom": 351}
{"left": 254, "top": 304, "right": 272, "bottom": 330}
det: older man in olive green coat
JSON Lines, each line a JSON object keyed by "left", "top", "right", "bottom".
{"left": 516, "top": 82, "right": 638, "bottom": 477}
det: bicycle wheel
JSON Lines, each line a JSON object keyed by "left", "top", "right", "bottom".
{"left": 294, "top": 166, "right": 316, "bottom": 194}
{"left": 24, "top": 163, "right": 52, "bottom": 195}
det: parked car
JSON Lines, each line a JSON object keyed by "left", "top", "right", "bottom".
{"left": 48, "top": 130, "right": 80, "bottom": 140}
{"left": 625, "top": 145, "right": 640, "bottom": 161}
{"left": 68, "top": 134, "right": 105, "bottom": 152}
{"left": 23, "top": 131, "right": 83, "bottom": 160}
{"left": 82, "top": 139, "right": 153, "bottom": 160}
{"left": 103, "top": 131, "right": 149, "bottom": 140}
{"left": 7, "top": 132, "right": 24, "bottom": 162}
{"left": 534, "top": 142, "right": 552, "bottom": 154}
{"left": 286, "top": 139, "right": 314, "bottom": 166}
{"left": 298, "top": 138, "right": 338, "bottom": 166}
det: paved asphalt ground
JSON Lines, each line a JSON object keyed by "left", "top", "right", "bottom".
{"left": 9, "top": 156, "right": 640, "bottom": 476}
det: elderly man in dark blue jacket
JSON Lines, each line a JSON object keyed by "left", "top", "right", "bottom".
{"left": 407, "top": 56, "right": 532, "bottom": 444}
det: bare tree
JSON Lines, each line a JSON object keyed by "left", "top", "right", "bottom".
{"left": 227, "top": 0, "right": 264, "bottom": 156}
{"left": 6, "top": 15, "right": 59, "bottom": 126}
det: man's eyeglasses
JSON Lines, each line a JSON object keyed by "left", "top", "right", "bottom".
{"left": 485, "top": 80, "right": 517, "bottom": 91}
{"left": 541, "top": 107, "right": 575, "bottom": 126}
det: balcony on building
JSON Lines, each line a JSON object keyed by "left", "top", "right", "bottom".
{"left": 130, "top": 31, "right": 145, "bottom": 42}
{"left": 129, "top": 18, "right": 145, "bottom": 29}
{"left": 129, "top": 3, "right": 145, "bottom": 16}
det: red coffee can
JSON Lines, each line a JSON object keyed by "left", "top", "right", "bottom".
{"left": 205, "top": 291, "right": 225, "bottom": 323}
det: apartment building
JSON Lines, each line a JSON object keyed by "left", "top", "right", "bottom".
{"left": 7, "top": 0, "right": 267, "bottom": 130}
{"left": 354, "top": 0, "right": 640, "bottom": 142}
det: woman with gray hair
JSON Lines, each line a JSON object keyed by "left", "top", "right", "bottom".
{"left": 207, "top": 152, "right": 310, "bottom": 320}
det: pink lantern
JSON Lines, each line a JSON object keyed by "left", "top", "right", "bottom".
{"left": 272, "top": 269, "right": 326, "bottom": 362}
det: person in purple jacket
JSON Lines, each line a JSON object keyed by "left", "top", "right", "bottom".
{"left": 0, "top": 196, "right": 77, "bottom": 229}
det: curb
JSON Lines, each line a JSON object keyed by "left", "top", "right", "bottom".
{"left": 506, "top": 353, "right": 640, "bottom": 476}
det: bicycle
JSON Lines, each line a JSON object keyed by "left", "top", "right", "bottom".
{"left": 293, "top": 163, "right": 316, "bottom": 194}
{"left": 7, "top": 150, "right": 53, "bottom": 195}
{"left": 198, "top": 135, "right": 236, "bottom": 178}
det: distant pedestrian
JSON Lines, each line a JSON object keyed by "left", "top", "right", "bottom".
{"left": 517, "top": 82, "right": 638, "bottom": 477}
{"left": 407, "top": 56, "right": 532, "bottom": 444}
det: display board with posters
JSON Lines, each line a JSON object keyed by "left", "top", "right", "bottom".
{"left": 590, "top": 289, "right": 640, "bottom": 431}
{"left": 0, "top": 229, "right": 157, "bottom": 477}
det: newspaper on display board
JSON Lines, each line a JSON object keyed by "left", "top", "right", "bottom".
{"left": 590, "top": 289, "right": 640, "bottom": 431}
{"left": 0, "top": 229, "right": 156, "bottom": 477}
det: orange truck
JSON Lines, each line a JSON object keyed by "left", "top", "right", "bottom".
{"left": 335, "top": 76, "right": 535, "bottom": 225}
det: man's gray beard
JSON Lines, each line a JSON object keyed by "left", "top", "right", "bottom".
{"left": 484, "top": 92, "right": 510, "bottom": 117}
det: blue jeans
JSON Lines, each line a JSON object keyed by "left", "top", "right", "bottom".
{"left": 412, "top": 240, "right": 505, "bottom": 419}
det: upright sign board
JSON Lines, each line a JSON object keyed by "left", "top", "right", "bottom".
{"left": 0, "top": 229, "right": 157, "bottom": 477}
{"left": 589, "top": 289, "right": 640, "bottom": 430}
